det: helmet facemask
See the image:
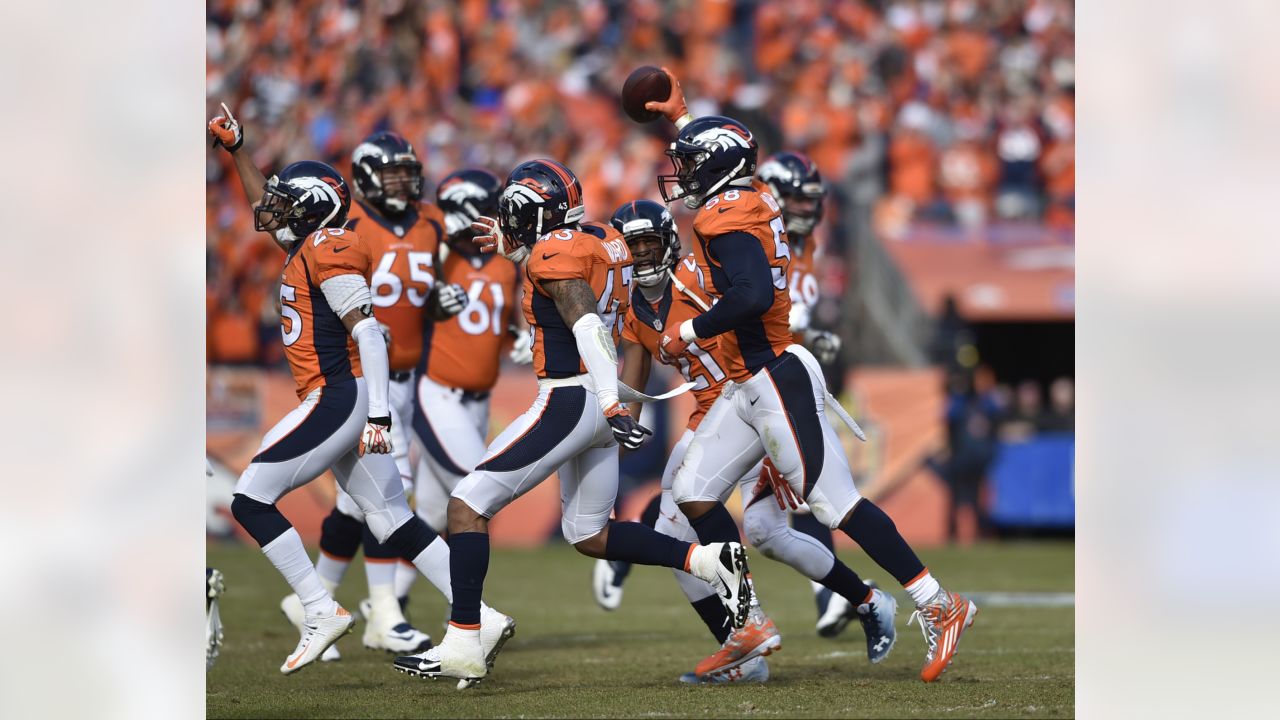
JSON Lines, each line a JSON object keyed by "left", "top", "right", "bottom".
{"left": 659, "top": 148, "right": 709, "bottom": 209}
{"left": 254, "top": 183, "right": 300, "bottom": 234}
{"left": 364, "top": 161, "right": 423, "bottom": 215}
{"left": 624, "top": 232, "right": 674, "bottom": 288}
{"left": 782, "top": 189, "right": 823, "bottom": 238}
{"left": 498, "top": 193, "right": 545, "bottom": 248}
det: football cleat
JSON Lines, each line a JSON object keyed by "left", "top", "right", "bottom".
{"left": 206, "top": 568, "right": 224, "bottom": 670}
{"left": 359, "top": 597, "right": 432, "bottom": 654}
{"left": 908, "top": 589, "right": 978, "bottom": 682}
{"left": 693, "top": 611, "right": 781, "bottom": 678}
{"left": 281, "top": 594, "right": 339, "bottom": 661}
{"left": 816, "top": 590, "right": 858, "bottom": 639}
{"left": 679, "top": 656, "right": 770, "bottom": 684}
{"left": 393, "top": 623, "right": 487, "bottom": 690}
{"left": 592, "top": 558, "right": 630, "bottom": 611}
{"left": 480, "top": 604, "right": 517, "bottom": 670}
{"left": 687, "top": 542, "right": 753, "bottom": 628}
{"left": 857, "top": 587, "right": 898, "bottom": 664}
{"left": 280, "top": 605, "right": 354, "bottom": 675}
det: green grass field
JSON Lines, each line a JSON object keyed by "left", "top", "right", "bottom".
{"left": 206, "top": 541, "right": 1073, "bottom": 718}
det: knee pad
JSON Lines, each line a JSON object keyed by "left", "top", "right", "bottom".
{"left": 230, "top": 494, "right": 291, "bottom": 547}
{"left": 362, "top": 523, "right": 399, "bottom": 560}
{"left": 741, "top": 504, "right": 777, "bottom": 550}
{"left": 318, "top": 507, "right": 363, "bottom": 558}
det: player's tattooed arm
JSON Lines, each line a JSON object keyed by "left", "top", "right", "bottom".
{"left": 619, "top": 339, "right": 651, "bottom": 421}
{"left": 543, "top": 278, "right": 599, "bottom": 327}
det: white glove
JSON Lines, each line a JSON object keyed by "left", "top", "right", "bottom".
{"left": 805, "top": 329, "right": 841, "bottom": 365}
{"left": 509, "top": 327, "right": 533, "bottom": 365}
{"left": 435, "top": 282, "right": 469, "bottom": 318}
{"left": 359, "top": 417, "right": 393, "bottom": 456}
{"left": 789, "top": 302, "right": 812, "bottom": 333}
{"left": 472, "top": 215, "right": 530, "bottom": 264}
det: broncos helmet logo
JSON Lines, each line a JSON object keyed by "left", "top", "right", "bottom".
{"left": 289, "top": 176, "right": 345, "bottom": 207}
{"left": 693, "top": 125, "right": 753, "bottom": 152}
{"left": 503, "top": 181, "right": 547, "bottom": 210}
{"left": 439, "top": 179, "right": 490, "bottom": 204}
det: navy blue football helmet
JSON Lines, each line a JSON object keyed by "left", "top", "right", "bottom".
{"left": 611, "top": 200, "right": 680, "bottom": 287}
{"left": 436, "top": 168, "right": 502, "bottom": 240}
{"left": 757, "top": 151, "right": 825, "bottom": 239}
{"left": 350, "top": 131, "right": 423, "bottom": 215}
{"left": 254, "top": 160, "right": 350, "bottom": 239}
{"left": 498, "top": 159, "right": 585, "bottom": 247}
{"left": 658, "top": 115, "right": 758, "bottom": 209}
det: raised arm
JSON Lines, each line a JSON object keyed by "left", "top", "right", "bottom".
{"left": 208, "top": 103, "right": 288, "bottom": 252}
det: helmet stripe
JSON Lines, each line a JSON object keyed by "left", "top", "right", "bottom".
{"left": 543, "top": 160, "right": 581, "bottom": 208}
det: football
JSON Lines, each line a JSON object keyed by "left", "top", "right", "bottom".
{"left": 621, "top": 65, "right": 671, "bottom": 123}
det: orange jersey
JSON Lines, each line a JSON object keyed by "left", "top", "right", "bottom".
{"left": 420, "top": 248, "right": 520, "bottom": 392}
{"left": 345, "top": 199, "right": 445, "bottom": 371}
{"left": 277, "top": 226, "right": 372, "bottom": 399}
{"left": 522, "top": 222, "right": 632, "bottom": 379}
{"left": 622, "top": 255, "right": 749, "bottom": 430}
{"left": 787, "top": 236, "right": 819, "bottom": 344}
{"left": 690, "top": 186, "right": 794, "bottom": 375}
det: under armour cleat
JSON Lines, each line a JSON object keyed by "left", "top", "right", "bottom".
{"left": 480, "top": 604, "right": 517, "bottom": 670}
{"left": 908, "top": 589, "right": 978, "bottom": 682}
{"left": 694, "top": 612, "right": 781, "bottom": 678}
{"left": 592, "top": 558, "right": 630, "bottom": 611}
{"left": 280, "top": 605, "right": 354, "bottom": 675}
{"left": 359, "top": 597, "right": 433, "bottom": 654}
{"left": 206, "top": 568, "right": 224, "bottom": 670}
{"left": 680, "top": 656, "right": 770, "bottom": 684}
{"left": 393, "top": 623, "right": 487, "bottom": 690}
{"left": 281, "top": 594, "right": 339, "bottom": 661}
{"left": 857, "top": 587, "right": 898, "bottom": 664}
{"left": 688, "top": 542, "right": 753, "bottom": 628}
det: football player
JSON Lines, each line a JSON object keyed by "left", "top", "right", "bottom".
{"left": 644, "top": 73, "right": 979, "bottom": 683}
{"left": 209, "top": 108, "right": 514, "bottom": 676}
{"left": 395, "top": 160, "right": 753, "bottom": 689}
{"left": 606, "top": 200, "right": 897, "bottom": 682}
{"left": 280, "top": 131, "right": 469, "bottom": 659}
{"left": 756, "top": 151, "right": 860, "bottom": 637}
{"left": 408, "top": 168, "right": 524, "bottom": 542}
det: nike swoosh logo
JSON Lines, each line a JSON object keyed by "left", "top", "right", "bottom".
{"left": 718, "top": 207, "right": 732, "bottom": 214}
{"left": 333, "top": 245, "right": 349, "bottom": 253}
{"left": 542, "top": 253, "right": 559, "bottom": 260}
{"left": 389, "top": 631, "right": 415, "bottom": 641}
{"left": 749, "top": 397, "right": 759, "bottom": 406}
{"left": 287, "top": 642, "right": 310, "bottom": 668}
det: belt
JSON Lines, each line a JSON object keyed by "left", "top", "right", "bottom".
{"left": 456, "top": 388, "right": 491, "bottom": 403}
{"left": 390, "top": 371, "right": 413, "bottom": 383}
{"left": 537, "top": 374, "right": 589, "bottom": 390}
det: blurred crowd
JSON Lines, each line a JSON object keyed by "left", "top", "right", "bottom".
{"left": 206, "top": 0, "right": 1075, "bottom": 365}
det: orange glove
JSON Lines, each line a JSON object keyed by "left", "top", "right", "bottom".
{"left": 756, "top": 458, "right": 800, "bottom": 511}
{"left": 644, "top": 66, "right": 691, "bottom": 126}
{"left": 208, "top": 102, "right": 242, "bottom": 153}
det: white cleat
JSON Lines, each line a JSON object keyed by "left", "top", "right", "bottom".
{"left": 392, "top": 623, "right": 487, "bottom": 689}
{"left": 816, "top": 591, "right": 858, "bottom": 638}
{"left": 280, "top": 605, "right": 354, "bottom": 675}
{"left": 359, "top": 597, "right": 433, "bottom": 653}
{"left": 679, "top": 656, "right": 769, "bottom": 684}
{"left": 281, "top": 594, "right": 340, "bottom": 661}
{"left": 687, "top": 542, "right": 753, "bottom": 628}
{"left": 592, "top": 558, "right": 625, "bottom": 611}
{"left": 480, "top": 604, "right": 517, "bottom": 670}
{"left": 206, "top": 568, "right": 224, "bottom": 671}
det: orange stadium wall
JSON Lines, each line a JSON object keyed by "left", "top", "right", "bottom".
{"left": 207, "top": 365, "right": 953, "bottom": 549}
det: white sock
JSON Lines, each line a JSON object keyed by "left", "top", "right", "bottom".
{"left": 394, "top": 559, "right": 418, "bottom": 600}
{"left": 904, "top": 570, "right": 942, "bottom": 606}
{"left": 264, "top": 528, "right": 337, "bottom": 617}
{"left": 369, "top": 577, "right": 406, "bottom": 625}
{"left": 365, "top": 558, "right": 397, "bottom": 593}
{"left": 315, "top": 552, "right": 351, "bottom": 596}
{"left": 409, "top": 535, "right": 453, "bottom": 603}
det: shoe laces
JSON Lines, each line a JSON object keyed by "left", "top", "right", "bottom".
{"left": 907, "top": 595, "right": 948, "bottom": 660}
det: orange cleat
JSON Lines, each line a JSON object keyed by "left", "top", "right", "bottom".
{"left": 908, "top": 590, "right": 978, "bottom": 683}
{"left": 693, "top": 613, "right": 782, "bottom": 679}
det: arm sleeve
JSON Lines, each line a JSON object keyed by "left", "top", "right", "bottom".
{"left": 320, "top": 274, "right": 374, "bottom": 318}
{"left": 572, "top": 313, "right": 621, "bottom": 413}
{"left": 690, "top": 231, "right": 775, "bottom": 339}
{"left": 352, "top": 317, "right": 390, "bottom": 418}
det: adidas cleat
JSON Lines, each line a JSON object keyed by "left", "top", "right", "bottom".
{"left": 909, "top": 590, "right": 978, "bottom": 682}
{"left": 857, "top": 587, "right": 898, "bottom": 664}
{"left": 688, "top": 542, "right": 753, "bottom": 628}
{"left": 680, "top": 656, "right": 769, "bottom": 684}
{"left": 281, "top": 594, "right": 339, "bottom": 661}
{"left": 280, "top": 605, "right": 354, "bottom": 675}
{"left": 694, "top": 611, "right": 781, "bottom": 678}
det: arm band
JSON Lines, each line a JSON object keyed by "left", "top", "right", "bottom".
{"left": 352, "top": 317, "right": 390, "bottom": 418}
{"left": 320, "top": 274, "right": 374, "bottom": 318}
{"left": 572, "top": 313, "right": 621, "bottom": 412}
